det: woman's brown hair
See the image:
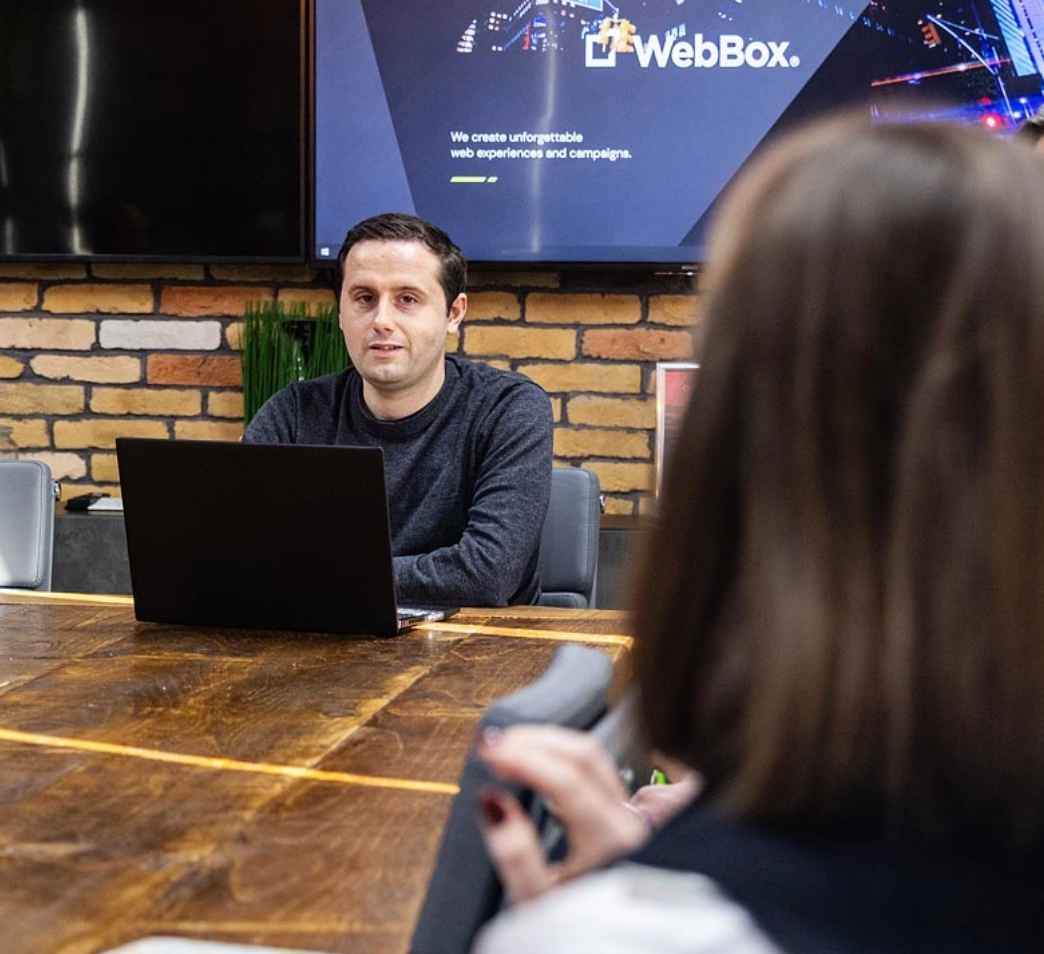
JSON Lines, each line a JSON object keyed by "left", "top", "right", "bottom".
{"left": 632, "top": 114, "right": 1044, "bottom": 849}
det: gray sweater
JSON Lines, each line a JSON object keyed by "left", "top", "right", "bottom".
{"left": 243, "top": 356, "right": 553, "bottom": 606}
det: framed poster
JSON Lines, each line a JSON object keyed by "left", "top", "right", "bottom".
{"left": 655, "top": 362, "right": 699, "bottom": 496}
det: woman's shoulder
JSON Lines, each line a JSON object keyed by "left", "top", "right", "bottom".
{"left": 472, "top": 863, "right": 779, "bottom": 954}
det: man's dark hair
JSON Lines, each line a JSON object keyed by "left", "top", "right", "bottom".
{"left": 336, "top": 212, "right": 467, "bottom": 312}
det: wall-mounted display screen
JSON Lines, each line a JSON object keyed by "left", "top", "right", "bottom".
{"left": 312, "top": 0, "right": 1043, "bottom": 270}
{"left": 0, "top": 1, "right": 305, "bottom": 262}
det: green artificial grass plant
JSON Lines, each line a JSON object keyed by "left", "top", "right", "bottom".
{"left": 241, "top": 300, "right": 351, "bottom": 425}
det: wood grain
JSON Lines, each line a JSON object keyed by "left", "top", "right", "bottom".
{"left": 0, "top": 600, "right": 632, "bottom": 954}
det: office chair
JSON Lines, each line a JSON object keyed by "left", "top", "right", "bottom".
{"left": 410, "top": 642, "right": 628, "bottom": 954}
{"left": 538, "top": 466, "right": 601, "bottom": 608}
{"left": 0, "top": 460, "right": 56, "bottom": 590}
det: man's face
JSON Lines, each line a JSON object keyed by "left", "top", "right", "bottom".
{"left": 339, "top": 239, "right": 465, "bottom": 419}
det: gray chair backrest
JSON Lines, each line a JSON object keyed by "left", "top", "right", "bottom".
{"left": 0, "top": 460, "right": 56, "bottom": 590}
{"left": 537, "top": 466, "right": 601, "bottom": 608}
{"left": 410, "top": 643, "right": 616, "bottom": 954}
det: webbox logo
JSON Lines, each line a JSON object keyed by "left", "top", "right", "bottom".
{"left": 585, "top": 31, "right": 801, "bottom": 70}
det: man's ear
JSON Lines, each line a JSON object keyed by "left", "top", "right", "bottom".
{"left": 447, "top": 293, "right": 467, "bottom": 332}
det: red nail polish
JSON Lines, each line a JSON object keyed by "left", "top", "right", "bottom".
{"left": 479, "top": 790, "right": 507, "bottom": 826}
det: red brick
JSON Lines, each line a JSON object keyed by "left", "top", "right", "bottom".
{"left": 582, "top": 328, "right": 694, "bottom": 361}
{"left": 147, "top": 355, "right": 243, "bottom": 387}
{"left": 160, "top": 286, "right": 274, "bottom": 318}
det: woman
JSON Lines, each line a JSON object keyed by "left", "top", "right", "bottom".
{"left": 1013, "top": 103, "right": 1044, "bottom": 154}
{"left": 473, "top": 115, "right": 1044, "bottom": 952}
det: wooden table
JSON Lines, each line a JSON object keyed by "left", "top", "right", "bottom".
{"left": 0, "top": 593, "right": 632, "bottom": 954}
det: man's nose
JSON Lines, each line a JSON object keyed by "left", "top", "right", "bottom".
{"left": 372, "top": 297, "right": 396, "bottom": 330}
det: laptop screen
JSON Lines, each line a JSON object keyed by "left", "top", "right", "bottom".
{"left": 116, "top": 439, "right": 407, "bottom": 636}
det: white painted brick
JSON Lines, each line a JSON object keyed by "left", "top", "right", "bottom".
{"left": 22, "top": 451, "right": 88, "bottom": 481}
{"left": 99, "top": 320, "right": 222, "bottom": 351}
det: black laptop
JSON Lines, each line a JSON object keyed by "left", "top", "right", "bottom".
{"left": 115, "top": 438, "right": 457, "bottom": 637}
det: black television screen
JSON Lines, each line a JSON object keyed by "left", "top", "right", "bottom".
{"left": 0, "top": 0, "right": 305, "bottom": 262}
{"left": 312, "top": 0, "right": 1044, "bottom": 270}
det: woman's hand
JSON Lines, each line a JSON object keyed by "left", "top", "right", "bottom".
{"left": 475, "top": 725, "right": 699, "bottom": 904}
{"left": 629, "top": 758, "right": 702, "bottom": 830}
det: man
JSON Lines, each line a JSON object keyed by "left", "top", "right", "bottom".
{"left": 243, "top": 213, "right": 554, "bottom": 607}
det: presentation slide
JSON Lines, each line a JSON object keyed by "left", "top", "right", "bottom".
{"left": 313, "top": 0, "right": 1044, "bottom": 266}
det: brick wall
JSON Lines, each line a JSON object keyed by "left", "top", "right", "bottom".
{"left": 0, "top": 261, "right": 700, "bottom": 514}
